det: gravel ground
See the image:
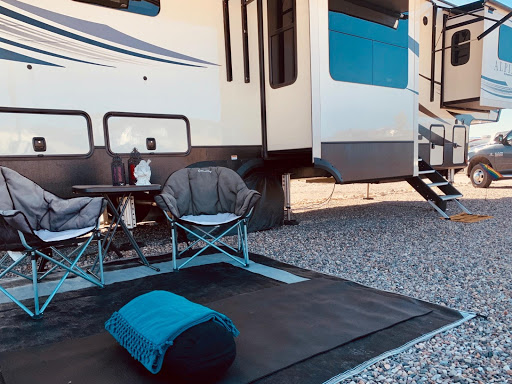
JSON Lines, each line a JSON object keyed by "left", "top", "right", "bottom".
{"left": 7, "top": 173, "right": 512, "bottom": 383}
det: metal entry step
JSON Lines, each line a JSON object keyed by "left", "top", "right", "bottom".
{"left": 406, "top": 159, "right": 471, "bottom": 219}
{"left": 426, "top": 182, "right": 449, "bottom": 188}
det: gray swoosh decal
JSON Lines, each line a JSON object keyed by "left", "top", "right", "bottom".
{"left": 2, "top": 0, "right": 216, "bottom": 66}
{"left": 0, "top": 18, "right": 136, "bottom": 64}
{"left": 0, "top": 35, "right": 112, "bottom": 66}
{"left": 0, "top": 6, "right": 199, "bottom": 67}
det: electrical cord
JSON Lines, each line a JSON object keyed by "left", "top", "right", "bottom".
{"left": 292, "top": 182, "right": 337, "bottom": 212}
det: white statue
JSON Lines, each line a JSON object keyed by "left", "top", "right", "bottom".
{"left": 134, "top": 159, "right": 152, "bottom": 186}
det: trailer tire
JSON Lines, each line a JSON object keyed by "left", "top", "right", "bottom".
{"left": 470, "top": 164, "right": 492, "bottom": 188}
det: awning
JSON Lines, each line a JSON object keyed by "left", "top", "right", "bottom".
{"left": 329, "top": 0, "right": 408, "bottom": 29}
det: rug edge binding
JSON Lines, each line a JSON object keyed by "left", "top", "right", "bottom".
{"left": 322, "top": 311, "right": 476, "bottom": 384}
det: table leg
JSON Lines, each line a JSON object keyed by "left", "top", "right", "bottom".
{"left": 102, "top": 195, "right": 130, "bottom": 256}
{"left": 105, "top": 194, "right": 160, "bottom": 272}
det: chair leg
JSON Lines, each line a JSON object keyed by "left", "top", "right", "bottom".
{"left": 237, "top": 225, "right": 242, "bottom": 252}
{"left": 171, "top": 222, "right": 178, "bottom": 271}
{"left": 7, "top": 230, "right": 103, "bottom": 319}
{"left": 37, "top": 252, "right": 49, "bottom": 273}
{"left": 242, "top": 220, "right": 250, "bottom": 267}
{"left": 31, "top": 254, "right": 42, "bottom": 319}
{"left": 97, "top": 232, "right": 104, "bottom": 285}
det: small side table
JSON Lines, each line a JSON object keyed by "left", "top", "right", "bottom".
{"left": 72, "top": 184, "right": 161, "bottom": 273}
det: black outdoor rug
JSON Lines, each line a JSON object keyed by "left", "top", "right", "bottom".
{"left": 212, "top": 278, "right": 432, "bottom": 384}
{"left": 0, "top": 258, "right": 465, "bottom": 384}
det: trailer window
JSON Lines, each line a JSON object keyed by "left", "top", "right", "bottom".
{"left": 451, "top": 30, "right": 471, "bottom": 66}
{"left": 268, "top": 0, "right": 297, "bottom": 88}
{"left": 72, "top": 0, "right": 160, "bottom": 17}
{"left": 0, "top": 110, "right": 92, "bottom": 157}
{"left": 328, "top": 9, "right": 408, "bottom": 88}
{"left": 105, "top": 113, "right": 190, "bottom": 155}
{"left": 498, "top": 25, "right": 512, "bottom": 63}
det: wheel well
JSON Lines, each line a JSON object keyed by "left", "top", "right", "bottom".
{"left": 467, "top": 157, "right": 492, "bottom": 175}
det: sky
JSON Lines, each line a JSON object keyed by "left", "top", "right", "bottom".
{"left": 448, "top": 0, "right": 512, "bottom": 137}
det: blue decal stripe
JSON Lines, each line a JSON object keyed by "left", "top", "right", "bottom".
{"left": 481, "top": 88, "right": 512, "bottom": 99}
{"left": 408, "top": 37, "right": 419, "bottom": 57}
{"left": 0, "top": 47, "right": 61, "bottom": 66}
{"left": 481, "top": 75, "right": 508, "bottom": 86}
{"left": 0, "top": 6, "right": 201, "bottom": 68}
{"left": 0, "top": 36, "right": 113, "bottom": 67}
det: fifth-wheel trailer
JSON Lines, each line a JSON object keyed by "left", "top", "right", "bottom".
{"left": 0, "top": 0, "right": 511, "bottom": 225}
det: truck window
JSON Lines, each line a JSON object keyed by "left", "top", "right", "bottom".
{"left": 499, "top": 25, "right": 512, "bottom": 63}
{"left": 329, "top": 0, "right": 409, "bottom": 89}
{"left": 72, "top": 0, "right": 160, "bottom": 17}
{"left": 506, "top": 130, "right": 512, "bottom": 144}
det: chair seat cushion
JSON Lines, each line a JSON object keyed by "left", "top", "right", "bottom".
{"left": 104, "top": 290, "right": 239, "bottom": 374}
{"left": 180, "top": 212, "right": 241, "bottom": 226}
{"left": 33, "top": 225, "right": 96, "bottom": 242}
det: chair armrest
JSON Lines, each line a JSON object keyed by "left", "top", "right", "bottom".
{"left": 0, "top": 211, "right": 35, "bottom": 251}
{"left": 235, "top": 189, "right": 261, "bottom": 217}
{"left": 154, "top": 194, "right": 180, "bottom": 218}
{"left": 45, "top": 195, "right": 106, "bottom": 232}
{"left": 0, "top": 210, "right": 34, "bottom": 235}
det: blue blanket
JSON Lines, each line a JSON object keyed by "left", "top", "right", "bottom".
{"left": 105, "top": 290, "right": 239, "bottom": 374}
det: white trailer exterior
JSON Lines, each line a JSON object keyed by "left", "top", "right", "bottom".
{"left": 417, "top": 0, "right": 512, "bottom": 172}
{"left": 0, "top": 0, "right": 511, "bottom": 204}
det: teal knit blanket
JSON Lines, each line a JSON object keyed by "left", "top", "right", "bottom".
{"left": 105, "top": 290, "right": 239, "bottom": 374}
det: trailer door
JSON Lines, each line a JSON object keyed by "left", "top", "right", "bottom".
{"left": 245, "top": 0, "right": 312, "bottom": 155}
{"left": 452, "top": 126, "right": 466, "bottom": 165}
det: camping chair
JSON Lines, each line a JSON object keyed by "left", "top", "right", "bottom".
{"left": 0, "top": 166, "right": 106, "bottom": 319}
{"left": 155, "top": 167, "right": 261, "bottom": 270}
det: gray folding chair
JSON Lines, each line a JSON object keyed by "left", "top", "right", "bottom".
{"left": 155, "top": 167, "right": 261, "bottom": 270}
{"left": 0, "top": 166, "right": 106, "bottom": 319}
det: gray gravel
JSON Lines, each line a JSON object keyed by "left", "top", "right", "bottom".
{"left": 247, "top": 174, "right": 512, "bottom": 384}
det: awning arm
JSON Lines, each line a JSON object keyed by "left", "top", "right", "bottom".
{"left": 477, "top": 10, "right": 512, "bottom": 40}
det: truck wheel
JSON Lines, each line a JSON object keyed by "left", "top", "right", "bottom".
{"left": 470, "top": 164, "right": 492, "bottom": 188}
